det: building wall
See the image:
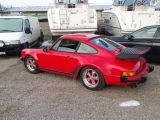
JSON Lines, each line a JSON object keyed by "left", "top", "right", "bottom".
{"left": 97, "top": 10, "right": 103, "bottom": 21}
{"left": 39, "top": 22, "right": 51, "bottom": 40}
{"left": 96, "top": 10, "right": 105, "bottom": 29}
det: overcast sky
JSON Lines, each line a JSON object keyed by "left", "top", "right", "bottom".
{"left": 0, "top": 0, "right": 114, "bottom": 7}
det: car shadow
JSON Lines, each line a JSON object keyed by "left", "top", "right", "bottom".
{"left": 40, "top": 71, "right": 148, "bottom": 92}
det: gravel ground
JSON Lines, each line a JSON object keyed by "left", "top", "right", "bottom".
{"left": 0, "top": 53, "right": 160, "bottom": 120}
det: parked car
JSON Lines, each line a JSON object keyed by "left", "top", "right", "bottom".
{"left": 0, "top": 15, "right": 43, "bottom": 55}
{"left": 108, "top": 25, "right": 160, "bottom": 61}
{"left": 21, "top": 34, "right": 154, "bottom": 90}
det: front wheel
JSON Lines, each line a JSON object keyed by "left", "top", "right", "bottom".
{"left": 80, "top": 67, "right": 105, "bottom": 90}
{"left": 24, "top": 56, "right": 40, "bottom": 74}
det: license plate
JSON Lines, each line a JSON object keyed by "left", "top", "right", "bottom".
{"left": 0, "top": 42, "right": 4, "bottom": 47}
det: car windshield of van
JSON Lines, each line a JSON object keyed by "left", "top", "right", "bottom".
{"left": 90, "top": 37, "right": 122, "bottom": 51}
{"left": 0, "top": 18, "right": 23, "bottom": 32}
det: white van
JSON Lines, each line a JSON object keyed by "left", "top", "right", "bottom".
{"left": 0, "top": 16, "right": 43, "bottom": 54}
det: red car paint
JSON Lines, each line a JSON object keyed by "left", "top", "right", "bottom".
{"left": 21, "top": 34, "right": 151, "bottom": 86}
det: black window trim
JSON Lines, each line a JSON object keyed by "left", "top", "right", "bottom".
{"left": 50, "top": 38, "right": 61, "bottom": 51}
{"left": 50, "top": 38, "right": 98, "bottom": 54}
{"left": 50, "top": 38, "right": 80, "bottom": 53}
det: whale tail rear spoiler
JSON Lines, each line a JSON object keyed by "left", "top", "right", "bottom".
{"left": 116, "top": 46, "right": 150, "bottom": 59}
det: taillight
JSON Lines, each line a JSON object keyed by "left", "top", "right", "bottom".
{"left": 122, "top": 71, "right": 136, "bottom": 77}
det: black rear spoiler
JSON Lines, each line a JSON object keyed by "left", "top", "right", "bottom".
{"left": 116, "top": 46, "right": 150, "bottom": 59}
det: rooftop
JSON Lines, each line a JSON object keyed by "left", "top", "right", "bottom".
{"left": 1, "top": 5, "right": 110, "bottom": 13}
{"left": 2, "top": 6, "right": 50, "bottom": 12}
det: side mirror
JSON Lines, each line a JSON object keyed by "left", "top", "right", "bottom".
{"left": 43, "top": 46, "right": 48, "bottom": 52}
{"left": 124, "top": 34, "right": 134, "bottom": 40}
{"left": 25, "top": 28, "right": 32, "bottom": 34}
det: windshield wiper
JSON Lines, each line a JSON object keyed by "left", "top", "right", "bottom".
{"left": 0, "top": 30, "right": 17, "bottom": 32}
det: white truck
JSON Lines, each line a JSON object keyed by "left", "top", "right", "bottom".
{"left": 47, "top": 0, "right": 97, "bottom": 40}
{"left": 0, "top": 15, "right": 43, "bottom": 54}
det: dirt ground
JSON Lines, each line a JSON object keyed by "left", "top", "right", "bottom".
{"left": 0, "top": 23, "right": 160, "bottom": 120}
{"left": 0, "top": 53, "right": 160, "bottom": 120}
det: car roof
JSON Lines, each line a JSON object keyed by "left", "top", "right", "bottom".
{"left": 0, "top": 16, "right": 27, "bottom": 19}
{"left": 60, "top": 34, "right": 101, "bottom": 42}
{"left": 141, "top": 25, "right": 160, "bottom": 29}
{"left": 0, "top": 16, "right": 37, "bottom": 19}
{"left": 130, "top": 24, "right": 160, "bottom": 34}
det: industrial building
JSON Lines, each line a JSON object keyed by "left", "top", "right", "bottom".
{"left": 0, "top": 5, "right": 110, "bottom": 21}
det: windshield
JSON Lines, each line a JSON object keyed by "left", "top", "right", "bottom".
{"left": 113, "top": 0, "right": 151, "bottom": 6}
{"left": 90, "top": 37, "right": 122, "bottom": 51}
{"left": 0, "top": 18, "right": 23, "bottom": 32}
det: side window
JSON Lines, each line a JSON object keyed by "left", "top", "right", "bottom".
{"left": 132, "top": 27, "right": 158, "bottom": 38}
{"left": 77, "top": 43, "right": 97, "bottom": 54}
{"left": 154, "top": 27, "right": 160, "bottom": 38}
{"left": 52, "top": 39, "right": 79, "bottom": 52}
{"left": 51, "top": 40, "right": 61, "bottom": 50}
{"left": 25, "top": 19, "right": 30, "bottom": 29}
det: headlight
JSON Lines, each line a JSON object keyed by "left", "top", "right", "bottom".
{"left": 122, "top": 71, "right": 136, "bottom": 77}
{"left": 9, "top": 40, "right": 21, "bottom": 45}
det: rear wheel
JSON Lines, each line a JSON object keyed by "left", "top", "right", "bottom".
{"left": 5, "top": 51, "right": 16, "bottom": 55}
{"left": 24, "top": 56, "right": 40, "bottom": 74}
{"left": 24, "top": 42, "right": 29, "bottom": 49}
{"left": 80, "top": 67, "right": 105, "bottom": 90}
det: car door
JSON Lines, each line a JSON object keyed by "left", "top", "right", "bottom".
{"left": 111, "top": 27, "right": 157, "bottom": 47}
{"left": 149, "top": 26, "right": 160, "bottom": 60}
{"left": 38, "top": 39, "right": 80, "bottom": 74}
{"left": 24, "top": 19, "right": 32, "bottom": 44}
{"left": 67, "top": 42, "right": 98, "bottom": 75}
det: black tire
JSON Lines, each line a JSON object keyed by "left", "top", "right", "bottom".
{"left": 6, "top": 51, "right": 14, "bottom": 55}
{"left": 40, "top": 31, "right": 44, "bottom": 41}
{"left": 80, "top": 67, "right": 105, "bottom": 90}
{"left": 24, "top": 56, "right": 40, "bottom": 74}
{"left": 24, "top": 42, "right": 29, "bottom": 49}
{"left": 6, "top": 51, "right": 20, "bottom": 56}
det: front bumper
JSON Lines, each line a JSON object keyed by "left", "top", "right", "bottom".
{"left": 0, "top": 42, "right": 26, "bottom": 53}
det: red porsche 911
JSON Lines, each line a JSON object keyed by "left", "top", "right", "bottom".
{"left": 21, "top": 34, "right": 154, "bottom": 90}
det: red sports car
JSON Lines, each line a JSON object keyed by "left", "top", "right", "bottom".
{"left": 21, "top": 34, "right": 154, "bottom": 90}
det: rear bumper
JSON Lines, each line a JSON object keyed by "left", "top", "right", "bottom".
{"left": 104, "top": 64, "right": 154, "bottom": 86}
{"left": 148, "top": 64, "right": 154, "bottom": 73}
{"left": 120, "top": 75, "right": 147, "bottom": 83}
{"left": 120, "top": 65, "right": 154, "bottom": 83}
{"left": 0, "top": 43, "right": 26, "bottom": 53}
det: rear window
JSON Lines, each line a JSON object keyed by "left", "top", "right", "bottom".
{"left": 90, "top": 37, "right": 121, "bottom": 51}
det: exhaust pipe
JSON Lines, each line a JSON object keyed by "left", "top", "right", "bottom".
{"left": 149, "top": 65, "right": 154, "bottom": 73}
